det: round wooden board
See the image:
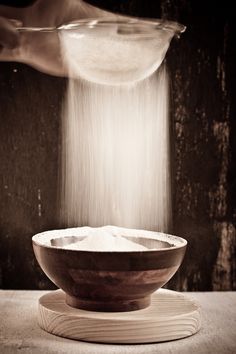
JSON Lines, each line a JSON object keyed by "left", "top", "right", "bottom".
{"left": 38, "top": 289, "right": 201, "bottom": 344}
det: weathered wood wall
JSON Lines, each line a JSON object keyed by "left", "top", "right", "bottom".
{"left": 0, "top": 0, "right": 235, "bottom": 290}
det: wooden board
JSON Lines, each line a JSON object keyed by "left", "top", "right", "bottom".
{"left": 38, "top": 289, "right": 201, "bottom": 344}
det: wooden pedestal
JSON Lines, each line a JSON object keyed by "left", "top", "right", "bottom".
{"left": 38, "top": 289, "right": 201, "bottom": 344}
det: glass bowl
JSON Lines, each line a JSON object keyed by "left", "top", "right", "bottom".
{"left": 58, "top": 18, "right": 185, "bottom": 85}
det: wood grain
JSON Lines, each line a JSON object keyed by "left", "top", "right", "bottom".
{"left": 38, "top": 289, "right": 201, "bottom": 344}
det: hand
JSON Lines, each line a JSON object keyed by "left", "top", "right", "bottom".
{"left": 0, "top": 16, "right": 22, "bottom": 49}
{"left": 0, "top": 0, "right": 117, "bottom": 76}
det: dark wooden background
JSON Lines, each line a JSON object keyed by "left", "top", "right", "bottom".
{"left": 0, "top": 0, "right": 235, "bottom": 291}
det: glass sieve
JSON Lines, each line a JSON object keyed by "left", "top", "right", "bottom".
{"left": 17, "top": 18, "right": 186, "bottom": 85}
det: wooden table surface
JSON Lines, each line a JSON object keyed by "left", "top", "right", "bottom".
{"left": 0, "top": 291, "right": 235, "bottom": 354}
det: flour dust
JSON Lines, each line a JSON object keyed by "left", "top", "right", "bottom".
{"left": 60, "top": 64, "right": 171, "bottom": 232}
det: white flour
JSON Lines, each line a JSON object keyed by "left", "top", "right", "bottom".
{"left": 64, "top": 228, "right": 148, "bottom": 251}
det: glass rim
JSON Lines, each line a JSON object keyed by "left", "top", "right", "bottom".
{"left": 59, "top": 17, "right": 186, "bottom": 35}
{"left": 17, "top": 17, "right": 186, "bottom": 35}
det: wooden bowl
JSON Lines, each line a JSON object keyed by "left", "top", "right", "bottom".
{"left": 32, "top": 226, "right": 187, "bottom": 312}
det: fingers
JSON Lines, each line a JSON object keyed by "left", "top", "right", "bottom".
{"left": 0, "top": 16, "right": 22, "bottom": 49}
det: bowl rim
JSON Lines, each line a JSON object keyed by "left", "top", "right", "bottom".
{"left": 32, "top": 226, "right": 187, "bottom": 253}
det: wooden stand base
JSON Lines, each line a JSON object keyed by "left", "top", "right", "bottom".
{"left": 38, "top": 289, "right": 201, "bottom": 344}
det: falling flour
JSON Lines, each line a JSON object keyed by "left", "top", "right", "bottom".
{"left": 59, "top": 29, "right": 172, "bottom": 233}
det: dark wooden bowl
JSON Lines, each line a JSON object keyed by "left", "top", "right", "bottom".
{"left": 32, "top": 227, "right": 187, "bottom": 312}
